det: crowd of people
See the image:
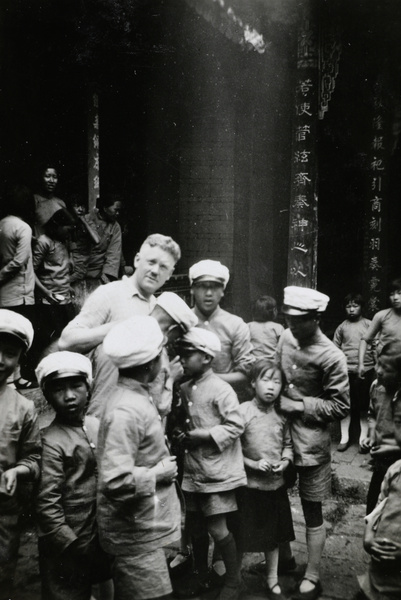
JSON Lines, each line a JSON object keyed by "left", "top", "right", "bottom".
{"left": 1, "top": 172, "right": 401, "bottom": 600}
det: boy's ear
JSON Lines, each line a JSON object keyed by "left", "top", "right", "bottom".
{"left": 203, "top": 353, "right": 213, "bottom": 365}
{"left": 251, "top": 380, "right": 255, "bottom": 389}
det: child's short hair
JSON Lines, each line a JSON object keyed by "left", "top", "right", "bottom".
{"left": 251, "top": 359, "right": 284, "bottom": 386}
{"left": 252, "top": 296, "right": 277, "bottom": 322}
{"left": 344, "top": 292, "right": 364, "bottom": 307}
{"left": 378, "top": 342, "right": 401, "bottom": 375}
{"left": 389, "top": 277, "right": 401, "bottom": 293}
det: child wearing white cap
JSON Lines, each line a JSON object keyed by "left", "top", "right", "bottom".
{"left": 189, "top": 259, "right": 254, "bottom": 394}
{"left": 276, "top": 286, "right": 349, "bottom": 600}
{"left": 97, "top": 315, "right": 181, "bottom": 600}
{"left": 0, "top": 309, "right": 41, "bottom": 600}
{"left": 35, "top": 351, "right": 112, "bottom": 600}
{"left": 175, "top": 327, "right": 246, "bottom": 600}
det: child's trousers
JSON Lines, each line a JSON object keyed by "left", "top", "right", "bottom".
{"left": 0, "top": 512, "right": 20, "bottom": 600}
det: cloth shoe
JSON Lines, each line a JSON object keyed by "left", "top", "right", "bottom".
{"left": 292, "top": 578, "right": 322, "bottom": 600}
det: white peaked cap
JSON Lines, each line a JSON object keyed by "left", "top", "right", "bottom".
{"left": 36, "top": 351, "right": 92, "bottom": 388}
{"left": 282, "top": 286, "right": 330, "bottom": 315}
{"left": 179, "top": 327, "right": 221, "bottom": 357}
{"left": 0, "top": 309, "right": 34, "bottom": 350}
{"left": 189, "top": 260, "right": 230, "bottom": 288}
{"left": 103, "top": 315, "right": 164, "bottom": 368}
{"left": 156, "top": 292, "right": 198, "bottom": 332}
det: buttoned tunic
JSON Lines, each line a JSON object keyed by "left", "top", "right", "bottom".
{"left": 240, "top": 399, "right": 293, "bottom": 491}
{"left": 36, "top": 415, "right": 100, "bottom": 555}
{"left": 180, "top": 370, "right": 246, "bottom": 493}
{"left": 33, "top": 234, "right": 72, "bottom": 303}
{"left": 97, "top": 377, "right": 181, "bottom": 556}
{"left": 71, "top": 209, "right": 122, "bottom": 282}
{"left": 193, "top": 306, "right": 254, "bottom": 376}
{"left": 276, "top": 328, "right": 350, "bottom": 466}
{"left": 0, "top": 216, "right": 35, "bottom": 307}
{"left": 0, "top": 387, "right": 41, "bottom": 512}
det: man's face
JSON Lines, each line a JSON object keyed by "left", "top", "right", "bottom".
{"left": 285, "top": 313, "right": 318, "bottom": 343}
{"left": 134, "top": 244, "right": 176, "bottom": 297}
{"left": 191, "top": 281, "right": 224, "bottom": 317}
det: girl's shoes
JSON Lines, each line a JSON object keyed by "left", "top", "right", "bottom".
{"left": 292, "top": 578, "right": 322, "bottom": 600}
{"left": 266, "top": 583, "right": 287, "bottom": 600}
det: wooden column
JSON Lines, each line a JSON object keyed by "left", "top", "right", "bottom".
{"left": 287, "top": 2, "right": 319, "bottom": 288}
{"left": 363, "top": 75, "right": 389, "bottom": 316}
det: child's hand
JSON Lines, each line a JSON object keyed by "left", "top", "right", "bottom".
{"left": 1, "top": 468, "right": 18, "bottom": 496}
{"left": 359, "top": 437, "right": 373, "bottom": 452}
{"left": 184, "top": 429, "right": 211, "bottom": 449}
{"left": 169, "top": 356, "right": 184, "bottom": 382}
{"left": 257, "top": 459, "right": 272, "bottom": 472}
{"left": 358, "top": 365, "right": 367, "bottom": 379}
{"left": 370, "top": 538, "right": 401, "bottom": 562}
{"left": 271, "top": 459, "right": 290, "bottom": 474}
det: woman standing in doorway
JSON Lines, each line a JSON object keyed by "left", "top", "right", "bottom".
{"left": 34, "top": 165, "right": 66, "bottom": 237}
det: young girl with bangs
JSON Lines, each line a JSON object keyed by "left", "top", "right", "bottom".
{"left": 238, "top": 360, "right": 295, "bottom": 600}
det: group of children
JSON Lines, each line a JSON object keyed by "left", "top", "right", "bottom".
{"left": 0, "top": 307, "right": 296, "bottom": 600}
{"left": 2, "top": 276, "right": 401, "bottom": 600}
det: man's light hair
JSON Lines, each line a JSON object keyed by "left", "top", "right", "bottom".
{"left": 140, "top": 234, "right": 181, "bottom": 264}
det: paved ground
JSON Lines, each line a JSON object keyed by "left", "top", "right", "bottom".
{"left": 12, "top": 389, "right": 370, "bottom": 600}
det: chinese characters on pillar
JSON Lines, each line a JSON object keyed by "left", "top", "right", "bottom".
{"left": 287, "top": 15, "right": 319, "bottom": 288}
{"left": 364, "top": 80, "right": 387, "bottom": 316}
{"left": 88, "top": 92, "right": 100, "bottom": 211}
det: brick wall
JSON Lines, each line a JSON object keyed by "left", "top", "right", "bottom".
{"left": 179, "top": 113, "right": 235, "bottom": 270}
